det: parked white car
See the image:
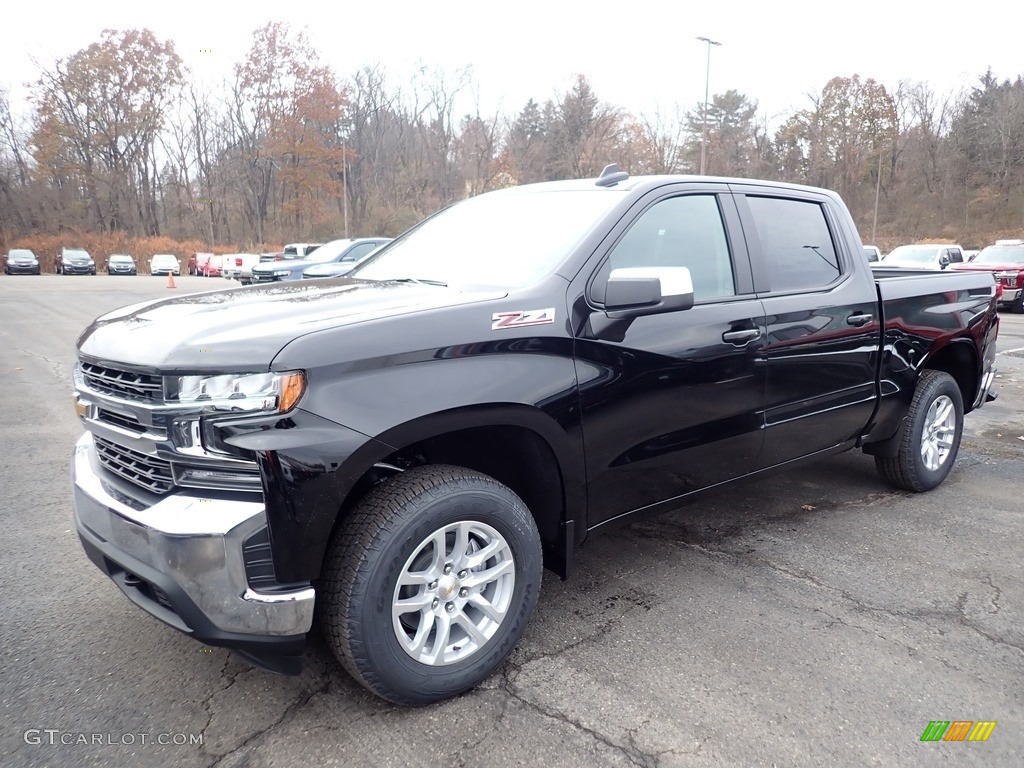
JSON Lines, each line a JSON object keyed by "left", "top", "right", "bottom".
{"left": 149, "top": 254, "right": 180, "bottom": 276}
{"left": 221, "top": 253, "right": 262, "bottom": 284}
{"left": 881, "top": 243, "right": 966, "bottom": 270}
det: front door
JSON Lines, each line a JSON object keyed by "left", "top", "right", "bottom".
{"left": 573, "top": 188, "right": 767, "bottom": 529}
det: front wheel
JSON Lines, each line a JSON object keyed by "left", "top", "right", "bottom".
{"left": 320, "top": 464, "right": 543, "bottom": 706}
{"left": 875, "top": 370, "right": 964, "bottom": 492}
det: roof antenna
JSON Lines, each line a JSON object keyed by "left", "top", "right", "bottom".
{"left": 595, "top": 163, "right": 629, "bottom": 187}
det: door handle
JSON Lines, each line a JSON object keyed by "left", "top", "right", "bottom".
{"left": 722, "top": 328, "right": 761, "bottom": 344}
{"left": 846, "top": 313, "right": 873, "bottom": 327}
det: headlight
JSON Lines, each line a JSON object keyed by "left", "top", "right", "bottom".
{"left": 176, "top": 371, "right": 305, "bottom": 412}
{"left": 273, "top": 270, "right": 290, "bottom": 277}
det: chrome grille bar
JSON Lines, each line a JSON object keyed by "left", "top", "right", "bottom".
{"left": 93, "top": 436, "right": 174, "bottom": 495}
{"left": 81, "top": 362, "right": 162, "bottom": 401}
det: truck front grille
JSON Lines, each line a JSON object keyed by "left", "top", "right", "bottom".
{"left": 96, "top": 408, "right": 146, "bottom": 434}
{"left": 94, "top": 436, "right": 174, "bottom": 495}
{"left": 82, "top": 362, "right": 163, "bottom": 401}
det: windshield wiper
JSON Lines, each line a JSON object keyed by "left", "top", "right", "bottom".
{"left": 391, "top": 277, "right": 448, "bottom": 287}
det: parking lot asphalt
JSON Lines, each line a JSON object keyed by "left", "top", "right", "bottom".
{"left": 1, "top": 275, "right": 1022, "bottom": 767}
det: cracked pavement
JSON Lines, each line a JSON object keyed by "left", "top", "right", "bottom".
{"left": 1, "top": 276, "right": 1022, "bottom": 767}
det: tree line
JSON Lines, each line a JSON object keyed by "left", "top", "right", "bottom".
{"left": 2, "top": 22, "right": 1024, "bottom": 254}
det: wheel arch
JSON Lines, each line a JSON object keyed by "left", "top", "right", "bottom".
{"left": 330, "top": 405, "right": 584, "bottom": 581}
{"left": 921, "top": 339, "right": 979, "bottom": 413}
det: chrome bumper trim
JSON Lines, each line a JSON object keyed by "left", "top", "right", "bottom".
{"left": 998, "top": 287, "right": 1021, "bottom": 302}
{"left": 975, "top": 369, "right": 997, "bottom": 409}
{"left": 72, "top": 433, "right": 314, "bottom": 636}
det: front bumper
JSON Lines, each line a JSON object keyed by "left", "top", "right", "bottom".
{"left": 64, "top": 264, "right": 94, "bottom": 273}
{"left": 6, "top": 263, "right": 39, "bottom": 273}
{"left": 71, "top": 433, "right": 313, "bottom": 674}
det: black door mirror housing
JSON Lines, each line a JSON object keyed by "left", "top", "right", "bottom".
{"left": 604, "top": 267, "right": 695, "bottom": 318}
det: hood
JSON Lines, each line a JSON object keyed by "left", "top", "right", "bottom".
{"left": 881, "top": 259, "right": 942, "bottom": 270}
{"left": 304, "top": 263, "right": 356, "bottom": 277}
{"left": 12, "top": 256, "right": 37, "bottom": 263}
{"left": 77, "top": 278, "right": 505, "bottom": 371}
{"left": 253, "top": 257, "right": 318, "bottom": 274}
{"left": 952, "top": 262, "right": 1024, "bottom": 272}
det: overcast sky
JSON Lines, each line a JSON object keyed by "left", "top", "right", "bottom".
{"left": 2, "top": 0, "right": 1019, "bottom": 126}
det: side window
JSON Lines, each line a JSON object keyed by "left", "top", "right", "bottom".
{"left": 343, "top": 243, "right": 379, "bottom": 261}
{"left": 606, "top": 195, "right": 736, "bottom": 301}
{"left": 745, "top": 196, "right": 840, "bottom": 292}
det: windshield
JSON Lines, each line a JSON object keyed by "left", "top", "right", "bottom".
{"left": 110, "top": 255, "right": 133, "bottom": 263}
{"left": 350, "top": 189, "right": 625, "bottom": 288}
{"left": 66, "top": 250, "right": 90, "bottom": 260}
{"left": 973, "top": 245, "right": 1024, "bottom": 265}
{"left": 883, "top": 245, "right": 941, "bottom": 264}
{"left": 303, "top": 240, "right": 358, "bottom": 264}
{"left": 152, "top": 255, "right": 176, "bottom": 264}
{"left": 10, "top": 249, "right": 35, "bottom": 260}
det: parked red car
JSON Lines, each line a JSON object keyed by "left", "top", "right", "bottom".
{"left": 952, "top": 240, "right": 1024, "bottom": 312}
{"left": 187, "top": 252, "right": 213, "bottom": 276}
{"left": 199, "top": 254, "right": 223, "bottom": 277}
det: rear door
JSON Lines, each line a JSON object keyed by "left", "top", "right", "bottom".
{"left": 730, "top": 186, "right": 880, "bottom": 469}
{"left": 573, "top": 184, "right": 768, "bottom": 527}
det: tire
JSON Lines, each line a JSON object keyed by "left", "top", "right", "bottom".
{"left": 320, "top": 464, "right": 543, "bottom": 706}
{"left": 1011, "top": 293, "right": 1024, "bottom": 314}
{"left": 875, "top": 370, "right": 964, "bottom": 492}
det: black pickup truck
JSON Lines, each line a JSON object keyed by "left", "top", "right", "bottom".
{"left": 70, "top": 168, "right": 999, "bottom": 706}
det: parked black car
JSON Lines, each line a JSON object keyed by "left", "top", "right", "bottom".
{"left": 56, "top": 248, "right": 96, "bottom": 275}
{"left": 70, "top": 168, "right": 999, "bottom": 707}
{"left": 4, "top": 249, "right": 41, "bottom": 274}
{"left": 106, "top": 254, "right": 138, "bottom": 275}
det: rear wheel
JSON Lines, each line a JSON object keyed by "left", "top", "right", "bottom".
{"left": 320, "top": 464, "right": 543, "bottom": 706}
{"left": 875, "top": 370, "right": 964, "bottom": 492}
{"left": 1011, "top": 293, "right": 1024, "bottom": 314}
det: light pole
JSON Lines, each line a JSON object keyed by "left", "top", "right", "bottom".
{"left": 696, "top": 36, "right": 722, "bottom": 175}
{"left": 342, "top": 141, "right": 349, "bottom": 239}
{"left": 871, "top": 144, "right": 883, "bottom": 244}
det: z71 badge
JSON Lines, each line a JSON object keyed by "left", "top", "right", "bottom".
{"left": 491, "top": 308, "right": 556, "bottom": 330}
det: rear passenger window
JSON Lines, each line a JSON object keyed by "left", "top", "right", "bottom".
{"left": 746, "top": 197, "right": 840, "bottom": 292}
{"left": 607, "top": 195, "right": 736, "bottom": 301}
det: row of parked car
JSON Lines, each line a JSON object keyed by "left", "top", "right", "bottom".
{"left": 1, "top": 248, "right": 179, "bottom": 276}
{"left": 1, "top": 238, "right": 394, "bottom": 282}
{"left": 867, "top": 239, "right": 1024, "bottom": 312}
{"left": 186, "top": 238, "right": 393, "bottom": 284}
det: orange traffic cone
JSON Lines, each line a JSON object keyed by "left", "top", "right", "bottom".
{"left": 167, "top": 271, "right": 176, "bottom": 289}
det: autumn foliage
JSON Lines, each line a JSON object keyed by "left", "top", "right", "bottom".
{"left": 3, "top": 25, "right": 1024, "bottom": 255}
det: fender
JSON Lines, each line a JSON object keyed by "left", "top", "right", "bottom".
{"left": 219, "top": 402, "right": 586, "bottom": 583}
